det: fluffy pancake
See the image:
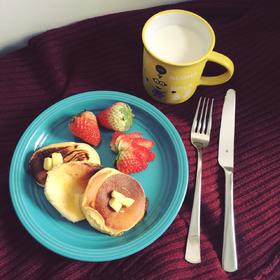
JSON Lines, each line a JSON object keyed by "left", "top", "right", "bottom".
{"left": 29, "top": 142, "right": 100, "bottom": 187}
{"left": 45, "top": 161, "right": 102, "bottom": 223}
{"left": 82, "top": 168, "right": 147, "bottom": 236}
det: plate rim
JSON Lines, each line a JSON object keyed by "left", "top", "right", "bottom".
{"left": 9, "top": 90, "right": 189, "bottom": 261}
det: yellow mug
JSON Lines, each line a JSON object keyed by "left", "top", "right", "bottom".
{"left": 142, "top": 10, "right": 234, "bottom": 104}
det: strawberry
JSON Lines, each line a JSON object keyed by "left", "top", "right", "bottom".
{"left": 97, "top": 102, "right": 134, "bottom": 131}
{"left": 116, "top": 149, "right": 148, "bottom": 174}
{"left": 126, "top": 132, "right": 143, "bottom": 138}
{"left": 116, "top": 136, "right": 134, "bottom": 151}
{"left": 110, "top": 131, "right": 142, "bottom": 152}
{"left": 110, "top": 131, "right": 124, "bottom": 152}
{"left": 131, "top": 138, "right": 154, "bottom": 149}
{"left": 133, "top": 144, "right": 155, "bottom": 162}
{"left": 111, "top": 131, "right": 155, "bottom": 174}
{"left": 146, "top": 149, "right": 156, "bottom": 161}
{"left": 117, "top": 138, "right": 154, "bottom": 161}
{"left": 69, "top": 111, "right": 101, "bottom": 146}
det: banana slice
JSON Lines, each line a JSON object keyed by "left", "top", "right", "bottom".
{"left": 44, "top": 162, "right": 102, "bottom": 223}
{"left": 29, "top": 142, "right": 101, "bottom": 187}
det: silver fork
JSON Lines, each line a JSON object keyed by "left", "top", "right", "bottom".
{"left": 185, "top": 97, "right": 214, "bottom": 264}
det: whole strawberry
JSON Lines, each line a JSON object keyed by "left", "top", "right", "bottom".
{"left": 97, "top": 102, "right": 133, "bottom": 131}
{"left": 69, "top": 111, "right": 101, "bottom": 146}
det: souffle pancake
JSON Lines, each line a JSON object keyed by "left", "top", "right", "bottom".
{"left": 82, "top": 168, "right": 148, "bottom": 236}
{"left": 29, "top": 142, "right": 100, "bottom": 187}
{"left": 45, "top": 161, "right": 102, "bottom": 223}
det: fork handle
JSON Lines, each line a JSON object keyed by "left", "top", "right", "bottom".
{"left": 222, "top": 169, "right": 238, "bottom": 272}
{"left": 185, "top": 148, "right": 202, "bottom": 263}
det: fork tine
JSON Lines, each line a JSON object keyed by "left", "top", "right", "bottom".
{"left": 197, "top": 98, "right": 206, "bottom": 133}
{"left": 202, "top": 98, "right": 210, "bottom": 134}
{"left": 206, "top": 99, "right": 214, "bottom": 135}
{"left": 191, "top": 97, "right": 201, "bottom": 132}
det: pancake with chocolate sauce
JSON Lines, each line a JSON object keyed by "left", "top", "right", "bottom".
{"left": 29, "top": 142, "right": 100, "bottom": 187}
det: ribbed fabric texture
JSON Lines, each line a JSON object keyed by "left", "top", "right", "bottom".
{"left": 0, "top": 0, "right": 279, "bottom": 279}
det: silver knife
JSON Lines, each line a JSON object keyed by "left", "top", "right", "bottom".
{"left": 218, "top": 89, "right": 238, "bottom": 272}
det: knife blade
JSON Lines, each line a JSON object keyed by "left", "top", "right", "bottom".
{"left": 218, "top": 89, "right": 236, "bottom": 169}
{"left": 218, "top": 89, "right": 238, "bottom": 272}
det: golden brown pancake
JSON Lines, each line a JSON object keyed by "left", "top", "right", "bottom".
{"left": 82, "top": 168, "right": 147, "bottom": 236}
{"left": 45, "top": 161, "right": 102, "bottom": 223}
{"left": 29, "top": 142, "right": 100, "bottom": 187}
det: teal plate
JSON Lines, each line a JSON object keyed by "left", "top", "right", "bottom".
{"left": 9, "top": 91, "right": 188, "bottom": 261}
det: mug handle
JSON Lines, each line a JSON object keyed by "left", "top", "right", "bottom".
{"left": 199, "top": 51, "right": 234, "bottom": 86}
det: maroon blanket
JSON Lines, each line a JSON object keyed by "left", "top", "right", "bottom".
{"left": 0, "top": 0, "right": 279, "bottom": 279}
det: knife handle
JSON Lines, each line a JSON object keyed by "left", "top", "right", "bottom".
{"left": 222, "top": 169, "right": 238, "bottom": 272}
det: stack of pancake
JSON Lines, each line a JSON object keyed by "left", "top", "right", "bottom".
{"left": 29, "top": 142, "right": 148, "bottom": 236}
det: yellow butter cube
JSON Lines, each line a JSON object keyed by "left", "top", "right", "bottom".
{"left": 111, "top": 190, "right": 125, "bottom": 200}
{"left": 43, "top": 157, "right": 53, "bottom": 171}
{"left": 121, "top": 197, "right": 135, "bottom": 208}
{"left": 111, "top": 190, "right": 135, "bottom": 208}
{"left": 51, "top": 152, "right": 63, "bottom": 167}
{"left": 109, "top": 197, "right": 122, "bottom": 212}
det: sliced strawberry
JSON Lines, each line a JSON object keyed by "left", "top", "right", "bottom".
{"left": 69, "top": 111, "right": 101, "bottom": 146}
{"left": 114, "top": 132, "right": 143, "bottom": 152}
{"left": 110, "top": 131, "right": 124, "bottom": 152}
{"left": 111, "top": 130, "right": 155, "bottom": 173}
{"left": 132, "top": 138, "right": 154, "bottom": 149}
{"left": 116, "top": 136, "right": 133, "bottom": 151}
{"left": 111, "top": 132, "right": 144, "bottom": 152}
{"left": 127, "top": 132, "right": 142, "bottom": 139}
{"left": 133, "top": 144, "right": 155, "bottom": 162}
{"left": 117, "top": 137, "right": 155, "bottom": 162}
{"left": 116, "top": 149, "right": 148, "bottom": 174}
{"left": 148, "top": 150, "right": 156, "bottom": 161}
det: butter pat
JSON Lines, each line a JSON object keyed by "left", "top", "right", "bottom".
{"left": 43, "top": 157, "right": 53, "bottom": 171}
{"left": 111, "top": 190, "right": 126, "bottom": 200}
{"left": 111, "top": 190, "right": 135, "bottom": 208}
{"left": 44, "top": 152, "right": 63, "bottom": 171}
{"left": 121, "top": 197, "right": 135, "bottom": 208}
{"left": 52, "top": 152, "right": 63, "bottom": 167}
{"left": 109, "top": 197, "right": 122, "bottom": 212}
